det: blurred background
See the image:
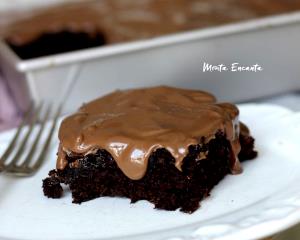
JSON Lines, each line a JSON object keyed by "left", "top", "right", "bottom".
{"left": 1, "top": 0, "right": 300, "bottom": 131}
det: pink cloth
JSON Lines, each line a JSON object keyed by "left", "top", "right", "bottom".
{"left": 0, "top": 72, "right": 20, "bottom": 132}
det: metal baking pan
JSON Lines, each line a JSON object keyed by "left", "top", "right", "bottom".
{"left": 1, "top": 12, "right": 300, "bottom": 114}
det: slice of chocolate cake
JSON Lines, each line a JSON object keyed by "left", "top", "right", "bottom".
{"left": 42, "top": 86, "right": 257, "bottom": 213}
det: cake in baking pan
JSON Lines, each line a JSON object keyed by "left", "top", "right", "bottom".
{"left": 4, "top": 0, "right": 300, "bottom": 59}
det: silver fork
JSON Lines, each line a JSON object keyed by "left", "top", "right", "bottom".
{"left": 0, "top": 102, "right": 62, "bottom": 177}
{"left": 0, "top": 64, "right": 81, "bottom": 177}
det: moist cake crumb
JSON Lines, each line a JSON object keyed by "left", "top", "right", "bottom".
{"left": 42, "top": 86, "right": 257, "bottom": 213}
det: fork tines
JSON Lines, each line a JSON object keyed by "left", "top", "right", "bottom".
{"left": 0, "top": 102, "right": 61, "bottom": 177}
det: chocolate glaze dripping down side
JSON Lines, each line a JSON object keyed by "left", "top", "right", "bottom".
{"left": 57, "top": 86, "right": 242, "bottom": 180}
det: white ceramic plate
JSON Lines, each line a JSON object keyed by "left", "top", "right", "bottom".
{"left": 0, "top": 103, "right": 300, "bottom": 240}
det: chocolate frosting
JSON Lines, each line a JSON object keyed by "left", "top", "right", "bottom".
{"left": 57, "top": 86, "right": 242, "bottom": 180}
{"left": 3, "top": 0, "right": 300, "bottom": 47}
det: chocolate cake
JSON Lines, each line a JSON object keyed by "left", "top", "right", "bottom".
{"left": 4, "top": 0, "right": 300, "bottom": 59}
{"left": 42, "top": 86, "right": 257, "bottom": 213}
{"left": 8, "top": 30, "right": 106, "bottom": 60}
